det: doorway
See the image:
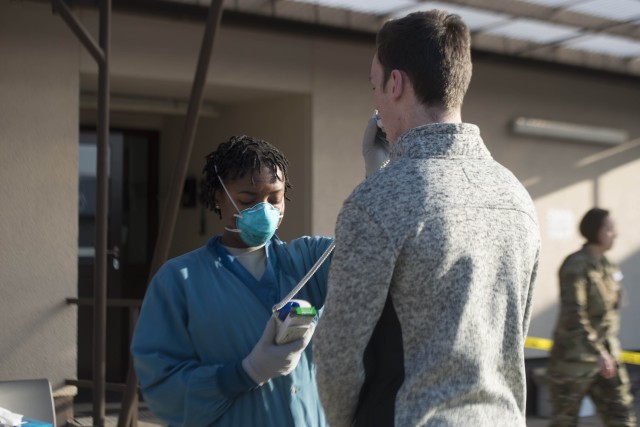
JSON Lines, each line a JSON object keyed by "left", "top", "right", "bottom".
{"left": 77, "top": 128, "right": 158, "bottom": 400}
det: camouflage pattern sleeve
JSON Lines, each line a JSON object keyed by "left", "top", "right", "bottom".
{"left": 553, "top": 257, "right": 607, "bottom": 362}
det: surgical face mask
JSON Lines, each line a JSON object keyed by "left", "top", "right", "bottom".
{"left": 215, "top": 168, "right": 283, "bottom": 247}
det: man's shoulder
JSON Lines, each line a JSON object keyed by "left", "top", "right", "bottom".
{"left": 348, "top": 161, "right": 412, "bottom": 199}
{"left": 343, "top": 174, "right": 383, "bottom": 207}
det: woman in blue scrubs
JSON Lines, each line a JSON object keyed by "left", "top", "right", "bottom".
{"left": 131, "top": 135, "right": 334, "bottom": 426}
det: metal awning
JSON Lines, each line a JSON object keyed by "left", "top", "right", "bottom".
{"left": 211, "top": 0, "right": 640, "bottom": 77}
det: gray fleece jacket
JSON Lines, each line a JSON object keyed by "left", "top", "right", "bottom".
{"left": 315, "top": 123, "right": 540, "bottom": 427}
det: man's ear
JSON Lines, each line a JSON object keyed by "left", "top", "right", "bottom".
{"left": 389, "top": 69, "right": 405, "bottom": 100}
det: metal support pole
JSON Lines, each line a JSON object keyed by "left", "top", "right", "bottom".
{"left": 148, "top": 0, "right": 224, "bottom": 279}
{"left": 51, "top": 0, "right": 104, "bottom": 64}
{"left": 93, "top": 0, "right": 111, "bottom": 426}
{"left": 51, "top": 0, "right": 110, "bottom": 425}
{"left": 117, "top": 1, "right": 224, "bottom": 425}
{"left": 117, "top": 307, "right": 140, "bottom": 427}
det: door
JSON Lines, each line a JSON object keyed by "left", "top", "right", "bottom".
{"left": 77, "top": 129, "right": 158, "bottom": 400}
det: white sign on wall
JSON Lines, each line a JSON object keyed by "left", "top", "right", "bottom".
{"left": 546, "top": 208, "right": 575, "bottom": 241}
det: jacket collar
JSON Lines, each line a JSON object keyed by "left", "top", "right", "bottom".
{"left": 391, "top": 122, "right": 491, "bottom": 161}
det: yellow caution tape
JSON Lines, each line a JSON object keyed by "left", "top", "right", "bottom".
{"left": 525, "top": 337, "right": 640, "bottom": 365}
{"left": 621, "top": 351, "right": 640, "bottom": 365}
{"left": 525, "top": 337, "right": 554, "bottom": 351}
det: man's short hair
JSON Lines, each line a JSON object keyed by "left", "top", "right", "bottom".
{"left": 376, "top": 9, "right": 472, "bottom": 110}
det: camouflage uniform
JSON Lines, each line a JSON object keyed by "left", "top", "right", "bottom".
{"left": 546, "top": 247, "right": 636, "bottom": 426}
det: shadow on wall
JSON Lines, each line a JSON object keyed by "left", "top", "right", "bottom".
{"left": 522, "top": 137, "right": 640, "bottom": 354}
{"left": 521, "top": 138, "right": 640, "bottom": 202}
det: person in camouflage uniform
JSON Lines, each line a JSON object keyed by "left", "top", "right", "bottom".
{"left": 546, "top": 208, "right": 636, "bottom": 427}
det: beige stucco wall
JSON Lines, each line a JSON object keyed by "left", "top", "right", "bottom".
{"left": 78, "top": 10, "right": 313, "bottom": 103}
{"left": 464, "top": 61, "right": 640, "bottom": 355}
{"left": 0, "top": 0, "right": 79, "bottom": 389}
{"left": 310, "top": 39, "right": 375, "bottom": 235}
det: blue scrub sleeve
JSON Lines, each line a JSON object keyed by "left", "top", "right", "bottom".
{"left": 131, "top": 267, "right": 257, "bottom": 427}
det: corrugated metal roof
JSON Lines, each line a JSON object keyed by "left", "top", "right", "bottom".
{"left": 484, "top": 18, "right": 581, "bottom": 44}
{"left": 568, "top": 0, "right": 640, "bottom": 22}
{"left": 392, "top": 2, "right": 511, "bottom": 31}
{"left": 218, "top": 0, "right": 640, "bottom": 77}
{"left": 568, "top": 33, "right": 640, "bottom": 56}
{"left": 292, "top": 0, "right": 415, "bottom": 15}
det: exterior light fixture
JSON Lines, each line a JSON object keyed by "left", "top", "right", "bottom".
{"left": 511, "top": 117, "right": 628, "bottom": 146}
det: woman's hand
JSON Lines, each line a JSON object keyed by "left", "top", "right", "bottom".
{"left": 242, "top": 316, "right": 315, "bottom": 385}
{"left": 598, "top": 352, "right": 617, "bottom": 379}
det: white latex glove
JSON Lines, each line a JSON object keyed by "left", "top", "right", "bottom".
{"left": 362, "top": 114, "right": 390, "bottom": 177}
{"left": 242, "top": 315, "right": 315, "bottom": 385}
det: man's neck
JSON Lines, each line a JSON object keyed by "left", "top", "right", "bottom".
{"left": 391, "top": 105, "right": 461, "bottom": 143}
{"left": 412, "top": 104, "right": 462, "bottom": 127}
{"left": 388, "top": 89, "right": 463, "bottom": 143}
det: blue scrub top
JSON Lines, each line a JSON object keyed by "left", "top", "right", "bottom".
{"left": 132, "top": 235, "right": 333, "bottom": 427}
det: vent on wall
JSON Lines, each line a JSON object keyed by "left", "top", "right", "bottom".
{"left": 511, "top": 117, "right": 629, "bottom": 146}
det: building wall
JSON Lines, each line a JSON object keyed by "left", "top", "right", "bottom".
{"left": 310, "top": 39, "right": 375, "bottom": 236}
{"left": 465, "top": 61, "right": 640, "bottom": 355}
{"left": 0, "top": 0, "right": 79, "bottom": 389}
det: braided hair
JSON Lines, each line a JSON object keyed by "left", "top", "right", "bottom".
{"left": 202, "top": 135, "right": 292, "bottom": 219}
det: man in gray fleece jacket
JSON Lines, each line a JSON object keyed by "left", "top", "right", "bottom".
{"left": 314, "top": 10, "right": 541, "bottom": 427}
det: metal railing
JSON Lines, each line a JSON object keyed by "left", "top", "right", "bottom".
{"left": 66, "top": 298, "right": 142, "bottom": 427}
